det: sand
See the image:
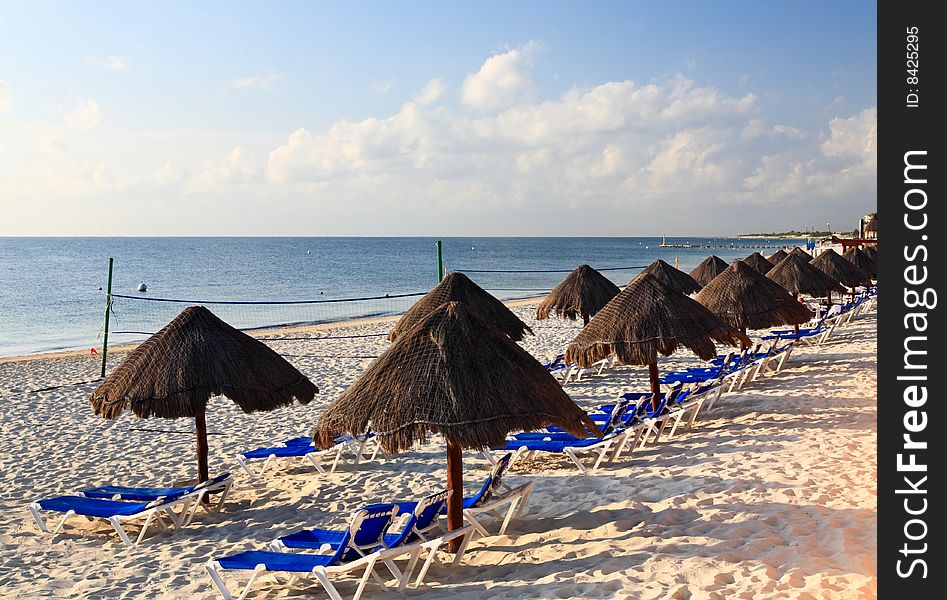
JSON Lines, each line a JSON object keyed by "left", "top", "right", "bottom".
{"left": 0, "top": 302, "right": 877, "bottom": 599}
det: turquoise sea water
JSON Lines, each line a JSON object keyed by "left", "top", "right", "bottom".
{"left": 0, "top": 237, "right": 800, "bottom": 357}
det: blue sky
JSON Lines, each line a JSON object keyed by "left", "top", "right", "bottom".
{"left": 0, "top": 1, "right": 877, "bottom": 235}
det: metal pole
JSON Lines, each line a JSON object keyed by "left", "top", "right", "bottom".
{"left": 436, "top": 240, "right": 444, "bottom": 282}
{"left": 100, "top": 257, "right": 113, "bottom": 378}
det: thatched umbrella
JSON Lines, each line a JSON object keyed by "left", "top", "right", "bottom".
{"left": 844, "top": 247, "right": 877, "bottom": 281}
{"left": 689, "top": 255, "right": 728, "bottom": 287}
{"left": 90, "top": 306, "right": 317, "bottom": 483}
{"left": 789, "top": 246, "right": 813, "bottom": 262}
{"left": 316, "top": 301, "right": 597, "bottom": 549}
{"left": 863, "top": 245, "right": 878, "bottom": 261}
{"left": 767, "top": 249, "right": 789, "bottom": 266}
{"left": 641, "top": 259, "right": 701, "bottom": 295}
{"left": 565, "top": 273, "right": 749, "bottom": 411}
{"left": 695, "top": 260, "right": 813, "bottom": 337}
{"left": 743, "top": 252, "right": 774, "bottom": 275}
{"left": 388, "top": 271, "right": 532, "bottom": 342}
{"left": 536, "top": 264, "right": 620, "bottom": 325}
{"left": 811, "top": 248, "right": 867, "bottom": 291}
{"left": 766, "top": 253, "right": 844, "bottom": 299}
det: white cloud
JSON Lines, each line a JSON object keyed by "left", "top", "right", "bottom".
{"left": 103, "top": 55, "right": 131, "bottom": 70}
{"left": 0, "top": 43, "right": 877, "bottom": 235}
{"left": 65, "top": 100, "right": 101, "bottom": 129}
{"left": 229, "top": 72, "right": 279, "bottom": 92}
{"left": 820, "top": 107, "right": 876, "bottom": 162}
{"left": 462, "top": 41, "right": 540, "bottom": 110}
{"left": 773, "top": 124, "right": 807, "bottom": 139}
{"left": 414, "top": 79, "right": 446, "bottom": 106}
{"left": 0, "top": 80, "right": 11, "bottom": 112}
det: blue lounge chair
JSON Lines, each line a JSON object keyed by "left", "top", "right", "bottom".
{"left": 495, "top": 404, "right": 629, "bottom": 474}
{"left": 235, "top": 433, "right": 376, "bottom": 481}
{"left": 208, "top": 504, "right": 408, "bottom": 600}
{"left": 29, "top": 493, "right": 195, "bottom": 547}
{"left": 661, "top": 352, "right": 735, "bottom": 385}
{"left": 79, "top": 472, "right": 233, "bottom": 525}
{"left": 385, "top": 490, "right": 475, "bottom": 588}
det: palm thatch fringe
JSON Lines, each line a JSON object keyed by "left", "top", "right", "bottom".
{"left": 90, "top": 306, "right": 317, "bottom": 420}
{"left": 689, "top": 255, "right": 728, "bottom": 287}
{"left": 694, "top": 260, "right": 813, "bottom": 330}
{"left": 564, "top": 273, "right": 749, "bottom": 368}
{"left": 536, "top": 264, "right": 620, "bottom": 323}
{"left": 811, "top": 248, "right": 867, "bottom": 288}
{"left": 743, "top": 252, "right": 773, "bottom": 275}
{"left": 316, "top": 301, "right": 597, "bottom": 454}
{"left": 766, "top": 253, "right": 845, "bottom": 297}
{"left": 641, "top": 259, "right": 702, "bottom": 295}
{"left": 388, "top": 272, "right": 532, "bottom": 342}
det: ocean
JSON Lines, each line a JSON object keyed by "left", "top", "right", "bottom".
{"left": 0, "top": 237, "right": 801, "bottom": 357}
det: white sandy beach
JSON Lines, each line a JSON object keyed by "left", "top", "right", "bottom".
{"left": 0, "top": 302, "right": 877, "bottom": 599}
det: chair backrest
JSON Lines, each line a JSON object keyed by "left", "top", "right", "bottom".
{"left": 345, "top": 503, "right": 398, "bottom": 558}
{"left": 714, "top": 352, "right": 734, "bottom": 375}
{"left": 643, "top": 382, "right": 682, "bottom": 418}
{"left": 412, "top": 489, "right": 451, "bottom": 533}
{"left": 468, "top": 452, "right": 512, "bottom": 509}
{"left": 192, "top": 473, "right": 231, "bottom": 491}
{"left": 601, "top": 399, "right": 630, "bottom": 434}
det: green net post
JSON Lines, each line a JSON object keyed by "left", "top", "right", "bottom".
{"left": 436, "top": 240, "right": 444, "bottom": 282}
{"left": 100, "top": 257, "right": 113, "bottom": 378}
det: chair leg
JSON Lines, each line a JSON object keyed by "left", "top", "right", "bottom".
{"left": 304, "top": 453, "right": 328, "bottom": 474}
{"left": 562, "top": 447, "right": 588, "bottom": 474}
{"left": 109, "top": 516, "right": 136, "bottom": 547}
{"left": 234, "top": 455, "right": 258, "bottom": 480}
{"left": 462, "top": 510, "right": 492, "bottom": 538}
{"left": 515, "top": 482, "right": 535, "bottom": 517}
{"left": 497, "top": 497, "right": 520, "bottom": 535}
{"left": 205, "top": 562, "right": 263, "bottom": 600}
{"left": 311, "top": 567, "right": 347, "bottom": 600}
{"left": 28, "top": 504, "right": 49, "bottom": 533}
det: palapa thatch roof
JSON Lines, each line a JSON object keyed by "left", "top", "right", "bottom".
{"left": 90, "top": 306, "right": 317, "bottom": 420}
{"left": 743, "top": 252, "right": 773, "bottom": 275}
{"left": 844, "top": 247, "right": 877, "bottom": 279}
{"left": 694, "top": 260, "right": 813, "bottom": 330}
{"left": 689, "top": 255, "right": 729, "bottom": 287}
{"left": 641, "top": 259, "right": 702, "bottom": 295}
{"left": 388, "top": 271, "right": 532, "bottom": 342}
{"left": 536, "top": 264, "right": 620, "bottom": 323}
{"left": 316, "top": 301, "right": 598, "bottom": 453}
{"left": 767, "top": 249, "right": 789, "bottom": 266}
{"left": 766, "top": 253, "right": 844, "bottom": 298}
{"left": 811, "top": 248, "right": 867, "bottom": 288}
{"left": 863, "top": 245, "right": 878, "bottom": 261}
{"left": 564, "top": 273, "right": 749, "bottom": 368}
{"left": 789, "top": 246, "right": 813, "bottom": 262}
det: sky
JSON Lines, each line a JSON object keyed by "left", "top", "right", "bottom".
{"left": 0, "top": 1, "right": 877, "bottom": 236}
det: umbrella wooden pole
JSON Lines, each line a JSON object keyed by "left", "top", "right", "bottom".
{"left": 446, "top": 440, "right": 464, "bottom": 552}
{"left": 648, "top": 362, "right": 660, "bottom": 412}
{"left": 195, "top": 410, "right": 209, "bottom": 484}
{"left": 583, "top": 314, "right": 590, "bottom": 326}
{"left": 793, "top": 295, "right": 800, "bottom": 334}
{"left": 740, "top": 327, "right": 749, "bottom": 350}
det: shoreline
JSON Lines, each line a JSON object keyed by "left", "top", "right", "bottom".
{"left": 0, "top": 296, "right": 545, "bottom": 365}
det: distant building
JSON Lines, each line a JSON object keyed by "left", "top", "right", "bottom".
{"left": 863, "top": 213, "right": 877, "bottom": 239}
